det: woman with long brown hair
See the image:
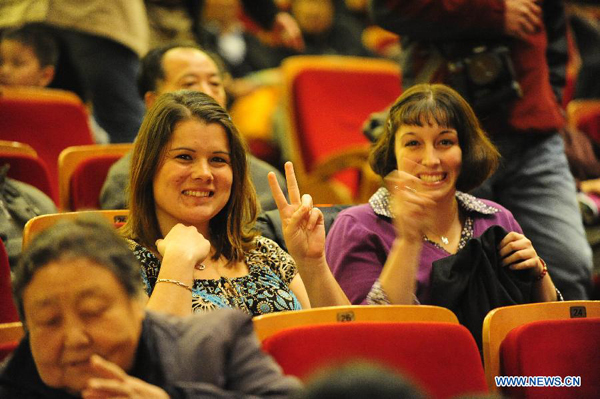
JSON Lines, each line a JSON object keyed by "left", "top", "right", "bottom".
{"left": 122, "top": 90, "right": 348, "bottom": 316}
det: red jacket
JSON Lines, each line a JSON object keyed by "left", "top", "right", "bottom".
{"left": 371, "top": 0, "right": 565, "bottom": 134}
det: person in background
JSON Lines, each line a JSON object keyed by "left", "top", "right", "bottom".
{"left": 275, "top": 0, "right": 372, "bottom": 59}
{"left": 199, "top": 0, "right": 282, "bottom": 79}
{"left": 339, "top": 0, "right": 401, "bottom": 59}
{"left": 0, "top": 23, "right": 109, "bottom": 144}
{"left": 271, "top": 0, "right": 377, "bottom": 164}
{"left": 100, "top": 43, "right": 287, "bottom": 212}
{"left": 0, "top": 0, "right": 148, "bottom": 143}
{"left": 568, "top": 3, "right": 600, "bottom": 100}
{"left": 122, "top": 90, "right": 349, "bottom": 316}
{"left": 145, "top": 0, "right": 304, "bottom": 52}
{"left": 293, "top": 362, "right": 425, "bottom": 399}
{"left": 326, "top": 85, "right": 558, "bottom": 344}
{"left": 0, "top": 24, "right": 56, "bottom": 88}
{"left": 0, "top": 216, "right": 300, "bottom": 398}
{"left": 0, "top": 164, "right": 57, "bottom": 270}
{"left": 369, "top": 0, "right": 593, "bottom": 300}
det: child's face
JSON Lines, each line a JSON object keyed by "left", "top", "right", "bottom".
{"left": 0, "top": 39, "right": 54, "bottom": 87}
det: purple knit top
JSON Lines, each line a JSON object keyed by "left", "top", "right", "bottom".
{"left": 325, "top": 188, "right": 523, "bottom": 304}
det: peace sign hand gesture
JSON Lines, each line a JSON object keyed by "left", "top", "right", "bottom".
{"left": 268, "top": 162, "right": 325, "bottom": 264}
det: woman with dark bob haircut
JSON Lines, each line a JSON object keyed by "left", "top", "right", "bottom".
{"left": 326, "top": 83, "right": 559, "bottom": 307}
{"left": 1, "top": 217, "right": 300, "bottom": 398}
{"left": 369, "top": 83, "right": 499, "bottom": 192}
{"left": 123, "top": 90, "right": 348, "bottom": 316}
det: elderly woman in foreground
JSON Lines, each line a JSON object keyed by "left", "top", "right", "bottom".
{"left": 0, "top": 217, "right": 299, "bottom": 398}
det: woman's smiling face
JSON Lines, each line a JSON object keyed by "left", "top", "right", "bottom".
{"left": 153, "top": 119, "right": 233, "bottom": 236}
{"left": 395, "top": 122, "right": 462, "bottom": 201}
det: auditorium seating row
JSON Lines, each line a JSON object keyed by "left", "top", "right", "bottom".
{"left": 0, "top": 55, "right": 400, "bottom": 212}
{"left": 2, "top": 57, "right": 600, "bottom": 210}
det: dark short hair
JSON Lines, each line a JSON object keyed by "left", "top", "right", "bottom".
{"left": 137, "top": 42, "right": 227, "bottom": 98}
{"left": 295, "top": 362, "right": 425, "bottom": 399}
{"left": 369, "top": 83, "right": 500, "bottom": 192}
{"left": 122, "top": 90, "right": 258, "bottom": 262}
{"left": 1, "top": 23, "right": 58, "bottom": 67}
{"left": 13, "top": 216, "right": 141, "bottom": 322}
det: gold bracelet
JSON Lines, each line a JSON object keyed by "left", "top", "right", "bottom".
{"left": 156, "top": 278, "right": 193, "bottom": 292}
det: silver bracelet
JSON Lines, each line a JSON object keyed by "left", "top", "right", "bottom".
{"left": 156, "top": 278, "right": 193, "bottom": 293}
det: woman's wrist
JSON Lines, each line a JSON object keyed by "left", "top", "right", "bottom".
{"left": 533, "top": 257, "right": 548, "bottom": 282}
{"left": 296, "top": 254, "right": 328, "bottom": 273}
{"left": 394, "top": 235, "right": 423, "bottom": 250}
{"left": 161, "top": 248, "right": 200, "bottom": 272}
{"left": 156, "top": 278, "right": 193, "bottom": 293}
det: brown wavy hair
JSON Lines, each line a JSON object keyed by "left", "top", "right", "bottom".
{"left": 121, "top": 90, "right": 258, "bottom": 262}
{"left": 369, "top": 83, "right": 499, "bottom": 192}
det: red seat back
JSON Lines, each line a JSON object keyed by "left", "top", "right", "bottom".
{"left": 69, "top": 155, "right": 123, "bottom": 210}
{"left": 500, "top": 317, "right": 600, "bottom": 399}
{"left": 262, "top": 321, "right": 487, "bottom": 399}
{"left": 292, "top": 67, "right": 401, "bottom": 196}
{"left": 0, "top": 153, "right": 56, "bottom": 204}
{"left": 0, "top": 90, "right": 94, "bottom": 202}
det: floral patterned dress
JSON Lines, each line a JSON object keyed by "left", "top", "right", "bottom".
{"left": 131, "top": 236, "right": 302, "bottom": 315}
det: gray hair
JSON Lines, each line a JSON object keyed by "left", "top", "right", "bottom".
{"left": 13, "top": 216, "right": 142, "bottom": 321}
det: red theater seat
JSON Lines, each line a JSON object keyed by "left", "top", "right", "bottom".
{"left": 0, "top": 152, "right": 55, "bottom": 204}
{"left": 262, "top": 321, "right": 487, "bottom": 399}
{"left": 58, "top": 144, "right": 132, "bottom": 211}
{"left": 483, "top": 301, "right": 600, "bottom": 395}
{"left": 0, "top": 87, "right": 95, "bottom": 204}
{"left": 22, "top": 210, "right": 129, "bottom": 247}
{"left": 501, "top": 317, "right": 600, "bottom": 399}
{"left": 281, "top": 55, "right": 401, "bottom": 204}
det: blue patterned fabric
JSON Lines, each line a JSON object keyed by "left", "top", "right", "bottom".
{"left": 131, "top": 236, "right": 302, "bottom": 315}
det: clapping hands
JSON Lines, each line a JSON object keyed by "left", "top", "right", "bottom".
{"left": 385, "top": 169, "right": 437, "bottom": 242}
